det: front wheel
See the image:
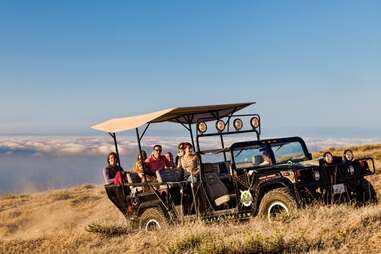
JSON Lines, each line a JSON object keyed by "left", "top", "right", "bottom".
{"left": 258, "top": 188, "right": 297, "bottom": 222}
{"left": 139, "top": 208, "right": 168, "bottom": 231}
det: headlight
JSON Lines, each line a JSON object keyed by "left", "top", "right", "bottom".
{"left": 197, "top": 121, "right": 207, "bottom": 134}
{"left": 215, "top": 120, "right": 226, "bottom": 132}
{"left": 233, "top": 118, "right": 243, "bottom": 131}
{"left": 343, "top": 149, "right": 354, "bottom": 162}
{"left": 323, "top": 152, "right": 334, "bottom": 164}
{"left": 347, "top": 165, "right": 355, "bottom": 175}
{"left": 250, "top": 116, "right": 260, "bottom": 129}
{"left": 313, "top": 170, "right": 320, "bottom": 181}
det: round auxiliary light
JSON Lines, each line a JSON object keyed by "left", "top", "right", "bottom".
{"left": 197, "top": 121, "right": 208, "bottom": 134}
{"left": 348, "top": 165, "right": 355, "bottom": 175}
{"left": 343, "top": 149, "right": 354, "bottom": 162}
{"left": 250, "top": 116, "right": 260, "bottom": 129}
{"left": 323, "top": 152, "right": 334, "bottom": 164}
{"left": 216, "top": 120, "right": 226, "bottom": 132}
{"left": 233, "top": 118, "right": 243, "bottom": 131}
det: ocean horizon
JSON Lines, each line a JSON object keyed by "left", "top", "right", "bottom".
{"left": 1, "top": 134, "right": 381, "bottom": 194}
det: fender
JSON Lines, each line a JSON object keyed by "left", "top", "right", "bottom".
{"left": 252, "top": 178, "right": 296, "bottom": 214}
{"left": 136, "top": 200, "right": 165, "bottom": 216}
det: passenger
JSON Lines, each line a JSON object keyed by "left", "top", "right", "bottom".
{"left": 132, "top": 150, "right": 148, "bottom": 182}
{"left": 175, "top": 142, "right": 186, "bottom": 168}
{"left": 144, "top": 145, "right": 173, "bottom": 175}
{"left": 164, "top": 152, "right": 175, "bottom": 170}
{"left": 103, "top": 152, "right": 123, "bottom": 184}
{"left": 259, "top": 151, "right": 272, "bottom": 166}
{"left": 178, "top": 143, "right": 200, "bottom": 182}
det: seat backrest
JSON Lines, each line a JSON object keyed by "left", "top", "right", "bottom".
{"left": 126, "top": 172, "right": 134, "bottom": 184}
{"left": 253, "top": 155, "right": 263, "bottom": 165}
{"left": 203, "top": 170, "right": 230, "bottom": 206}
{"left": 202, "top": 162, "right": 219, "bottom": 173}
{"left": 126, "top": 172, "right": 143, "bottom": 193}
{"left": 157, "top": 170, "right": 182, "bottom": 182}
{"left": 218, "top": 161, "right": 231, "bottom": 175}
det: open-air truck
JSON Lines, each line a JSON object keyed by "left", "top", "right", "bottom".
{"left": 92, "top": 102, "right": 377, "bottom": 230}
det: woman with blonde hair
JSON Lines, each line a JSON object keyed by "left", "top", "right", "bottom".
{"left": 132, "top": 150, "right": 148, "bottom": 182}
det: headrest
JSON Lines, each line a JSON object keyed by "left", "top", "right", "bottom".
{"left": 202, "top": 163, "right": 219, "bottom": 173}
{"left": 253, "top": 155, "right": 263, "bottom": 165}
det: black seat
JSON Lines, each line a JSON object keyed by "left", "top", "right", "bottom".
{"left": 202, "top": 163, "right": 230, "bottom": 206}
{"left": 126, "top": 172, "right": 143, "bottom": 193}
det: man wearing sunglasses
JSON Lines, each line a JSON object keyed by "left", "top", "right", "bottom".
{"left": 144, "top": 144, "right": 174, "bottom": 176}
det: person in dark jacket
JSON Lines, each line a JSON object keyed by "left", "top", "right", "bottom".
{"left": 103, "top": 152, "right": 123, "bottom": 184}
{"left": 175, "top": 142, "right": 186, "bottom": 168}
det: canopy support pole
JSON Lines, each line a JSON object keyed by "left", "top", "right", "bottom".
{"left": 175, "top": 116, "right": 196, "bottom": 150}
{"left": 139, "top": 123, "right": 150, "bottom": 141}
{"left": 186, "top": 115, "right": 195, "bottom": 150}
{"left": 210, "top": 111, "right": 227, "bottom": 162}
{"left": 135, "top": 128, "right": 143, "bottom": 158}
{"left": 109, "top": 132, "right": 121, "bottom": 166}
{"left": 109, "top": 132, "right": 126, "bottom": 198}
{"left": 188, "top": 122, "right": 195, "bottom": 150}
{"left": 136, "top": 127, "right": 148, "bottom": 182}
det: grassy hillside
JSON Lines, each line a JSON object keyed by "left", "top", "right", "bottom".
{"left": 1, "top": 144, "right": 381, "bottom": 254}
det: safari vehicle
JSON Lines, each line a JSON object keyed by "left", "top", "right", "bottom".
{"left": 92, "top": 102, "right": 377, "bottom": 229}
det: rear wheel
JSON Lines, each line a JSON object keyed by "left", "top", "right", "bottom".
{"left": 356, "top": 179, "right": 377, "bottom": 205}
{"left": 139, "top": 208, "right": 168, "bottom": 231}
{"left": 258, "top": 188, "right": 297, "bottom": 222}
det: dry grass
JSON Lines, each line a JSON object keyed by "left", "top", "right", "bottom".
{"left": 1, "top": 144, "right": 381, "bottom": 254}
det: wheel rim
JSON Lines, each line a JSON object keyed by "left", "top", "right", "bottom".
{"left": 145, "top": 219, "right": 161, "bottom": 231}
{"left": 267, "top": 201, "right": 289, "bottom": 222}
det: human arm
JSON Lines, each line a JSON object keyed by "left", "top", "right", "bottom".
{"left": 103, "top": 167, "right": 115, "bottom": 184}
{"left": 192, "top": 156, "right": 201, "bottom": 175}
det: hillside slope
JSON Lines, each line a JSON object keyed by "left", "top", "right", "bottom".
{"left": 1, "top": 144, "right": 381, "bottom": 254}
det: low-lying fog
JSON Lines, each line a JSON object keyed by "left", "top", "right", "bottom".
{"left": 1, "top": 136, "right": 381, "bottom": 194}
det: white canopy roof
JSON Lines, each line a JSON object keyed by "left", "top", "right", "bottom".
{"left": 91, "top": 102, "right": 254, "bottom": 133}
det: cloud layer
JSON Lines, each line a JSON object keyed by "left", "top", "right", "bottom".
{"left": 1, "top": 135, "right": 381, "bottom": 194}
{"left": 1, "top": 136, "right": 381, "bottom": 157}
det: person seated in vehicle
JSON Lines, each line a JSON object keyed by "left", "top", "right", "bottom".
{"left": 103, "top": 152, "right": 124, "bottom": 184}
{"left": 259, "top": 150, "right": 272, "bottom": 166}
{"left": 164, "top": 152, "right": 175, "bottom": 170}
{"left": 178, "top": 143, "right": 200, "bottom": 182}
{"left": 175, "top": 142, "right": 186, "bottom": 168}
{"left": 144, "top": 145, "right": 174, "bottom": 176}
{"left": 132, "top": 150, "right": 149, "bottom": 182}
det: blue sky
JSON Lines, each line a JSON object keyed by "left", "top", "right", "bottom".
{"left": 1, "top": 1, "right": 380, "bottom": 136}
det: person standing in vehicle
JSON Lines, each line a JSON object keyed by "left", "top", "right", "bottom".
{"left": 103, "top": 152, "right": 123, "bottom": 184}
{"left": 178, "top": 143, "right": 200, "bottom": 182}
{"left": 144, "top": 145, "right": 173, "bottom": 175}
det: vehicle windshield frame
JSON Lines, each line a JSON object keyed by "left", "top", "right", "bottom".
{"left": 230, "top": 137, "right": 311, "bottom": 170}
